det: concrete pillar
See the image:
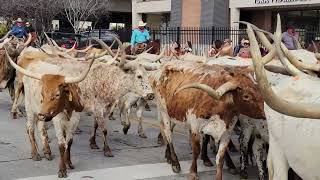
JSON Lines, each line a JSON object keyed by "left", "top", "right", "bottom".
{"left": 230, "top": 8, "right": 240, "bottom": 28}
{"left": 230, "top": 8, "right": 240, "bottom": 46}
{"left": 132, "top": 0, "right": 142, "bottom": 28}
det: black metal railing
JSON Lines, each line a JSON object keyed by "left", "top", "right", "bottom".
{"left": 43, "top": 26, "right": 320, "bottom": 55}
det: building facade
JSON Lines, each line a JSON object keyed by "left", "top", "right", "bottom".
{"left": 132, "top": 0, "right": 229, "bottom": 27}
{"left": 230, "top": 0, "right": 320, "bottom": 31}
{"left": 132, "top": 0, "right": 171, "bottom": 27}
{"left": 171, "top": 0, "right": 229, "bottom": 27}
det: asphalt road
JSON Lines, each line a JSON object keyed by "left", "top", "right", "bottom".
{"left": 0, "top": 91, "right": 259, "bottom": 180}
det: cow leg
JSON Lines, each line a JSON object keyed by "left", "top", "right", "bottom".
{"left": 53, "top": 118, "right": 68, "bottom": 178}
{"left": 8, "top": 81, "right": 15, "bottom": 102}
{"left": 161, "top": 111, "right": 180, "bottom": 173}
{"left": 121, "top": 102, "right": 131, "bottom": 135}
{"left": 65, "top": 138, "right": 74, "bottom": 170}
{"left": 58, "top": 143, "right": 67, "bottom": 178}
{"left": 108, "top": 100, "right": 118, "bottom": 121}
{"left": 10, "top": 82, "right": 23, "bottom": 119}
{"left": 268, "top": 137, "right": 289, "bottom": 180}
{"left": 89, "top": 119, "right": 99, "bottom": 149}
{"left": 225, "top": 150, "right": 238, "bottom": 175}
{"left": 201, "top": 134, "right": 213, "bottom": 167}
{"left": 189, "top": 133, "right": 201, "bottom": 180}
{"left": 252, "top": 135, "right": 265, "bottom": 180}
{"left": 239, "top": 120, "right": 253, "bottom": 179}
{"left": 37, "top": 120, "right": 52, "bottom": 161}
{"left": 96, "top": 113, "right": 113, "bottom": 157}
{"left": 157, "top": 103, "right": 165, "bottom": 145}
{"left": 137, "top": 99, "right": 147, "bottom": 138}
{"left": 26, "top": 118, "right": 41, "bottom": 161}
{"left": 215, "top": 134, "right": 231, "bottom": 180}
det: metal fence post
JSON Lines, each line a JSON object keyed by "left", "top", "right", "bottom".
{"left": 211, "top": 26, "right": 215, "bottom": 44}
{"left": 177, "top": 27, "right": 181, "bottom": 44}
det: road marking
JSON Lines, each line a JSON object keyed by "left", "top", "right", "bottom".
{"left": 16, "top": 158, "right": 215, "bottom": 180}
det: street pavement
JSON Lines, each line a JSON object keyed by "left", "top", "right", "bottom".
{"left": 0, "top": 92, "right": 259, "bottom": 180}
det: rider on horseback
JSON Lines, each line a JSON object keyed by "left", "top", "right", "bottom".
{"left": 130, "top": 21, "right": 150, "bottom": 54}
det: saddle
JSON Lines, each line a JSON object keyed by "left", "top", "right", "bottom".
{"left": 133, "top": 43, "right": 147, "bottom": 55}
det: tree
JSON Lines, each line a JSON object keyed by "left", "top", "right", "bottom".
{"left": 0, "top": 0, "right": 62, "bottom": 31}
{"left": 62, "top": 0, "right": 110, "bottom": 33}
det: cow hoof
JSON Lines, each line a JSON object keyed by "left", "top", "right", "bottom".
{"left": 188, "top": 173, "right": 199, "bottom": 180}
{"left": 32, "top": 153, "right": 42, "bottom": 161}
{"left": 228, "top": 168, "right": 239, "bottom": 175}
{"left": 122, "top": 126, "right": 129, "bottom": 135}
{"left": 58, "top": 170, "right": 68, "bottom": 178}
{"left": 44, "top": 153, "right": 53, "bottom": 161}
{"left": 66, "top": 163, "right": 74, "bottom": 170}
{"left": 240, "top": 171, "right": 248, "bottom": 179}
{"left": 104, "top": 151, "right": 114, "bottom": 157}
{"left": 157, "top": 135, "right": 165, "bottom": 145}
{"left": 171, "top": 164, "right": 181, "bottom": 173}
{"left": 138, "top": 133, "right": 147, "bottom": 138}
{"left": 166, "top": 158, "right": 172, "bottom": 164}
{"left": 75, "top": 128, "right": 82, "bottom": 134}
{"left": 90, "top": 143, "right": 99, "bottom": 149}
{"left": 203, "top": 159, "right": 214, "bottom": 167}
{"left": 11, "top": 112, "right": 18, "bottom": 119}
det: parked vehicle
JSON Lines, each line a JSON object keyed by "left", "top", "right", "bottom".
{"left": 82, "top": 29, "right": 119, "bottom": 49}
{"left": 44, "top": 32, "right": 89, "bottom": 49}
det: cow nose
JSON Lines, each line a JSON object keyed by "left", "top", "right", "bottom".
{"left": 147, "top": 93, "right": 154, "bottom": 100}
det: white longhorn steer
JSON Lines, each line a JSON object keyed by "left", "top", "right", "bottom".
{"left": 247, "top": 15, "right": 320, "bottom": 180}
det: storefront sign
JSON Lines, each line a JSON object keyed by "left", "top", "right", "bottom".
{"left": 255, "top": 0, "right": 310, "bottom": 5}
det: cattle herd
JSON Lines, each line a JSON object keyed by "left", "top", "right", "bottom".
{"left": 0, "top": 15, "right": 320, "bottom": 180}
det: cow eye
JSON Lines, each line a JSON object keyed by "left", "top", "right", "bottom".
{"left": 137, "top": 75, "right": 142, "bottom": 79}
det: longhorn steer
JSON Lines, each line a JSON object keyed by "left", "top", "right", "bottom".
{"left": 6, "top": 50, "right": 94, "bottom": 178}
{"left": 0, "top": 34, "right": 32, "bottom": 117}
{"left": 77, "top": 61, "right": 154, "bottom": 156}
{"left": 246, "top": 15, "right": 320, "bottom": 180}
{"left": 150, "top": 60, "right": 265, "bottom": 180}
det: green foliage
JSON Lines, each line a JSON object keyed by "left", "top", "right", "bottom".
{"left": 0, "top": 24, "right": 8, "bottom": 37}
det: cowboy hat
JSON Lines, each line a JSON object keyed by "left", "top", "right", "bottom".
{"left": 138, "top": 21, "right": 147, "bottom": 27}
{"left": 16, "top": 18, "right": 23, "bottom": 23}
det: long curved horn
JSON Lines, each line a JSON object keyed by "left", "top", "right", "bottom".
{"left": 23, "top": 33, "right": 32, "bottom": 46}
{"left": 76, "top": 45, "right": 93, "bottom": 53}
{"left": 138, "top": 60, "right": 161, "bottom": 70}
{"left": 66, "top": 42, "right": 77, "bottom": 53}
{"left": 238, "top": 21, "right": 276, "bottom": 64}
{"left": 5, "top": 48, "right": 42, "bottom": 80}
{"left": 65, "top": 54, "right": 95, "bottom": 83}
{"left": 109, "top": 40, "right": 116, "bottom": 48}
{"left": 175, "top": 81, "right": 239, "bottom": 100}
{"left": 43, "top": 32, "right": 55, "bottom": 54}
{"left": 51, "top": 38, "right": 65, "bottom": 51}
{"left": 0, "top": 37, "right": 12, "bottom": 49}
{"left": 312, "top": 41, "right": 318, "bottom": 53}
{"left": 280, "top": 43, "right": 320, "bottom": 72}
{"left": 0, "top": 31, "right": 12, "bottom": 42}
{"left": 109, "top": 35, "right": 126, "bottom": 68}
{"left": 247, "top": 19, "right": 320, "bottom": 119}
{"left": 104, "top": 48, "right": 120, "bottom": 65}
{"left": 274, "top": 15, "right": 302, "bottom": 76}
{"left": 92, "top": 37, "right": 115, "bottom": 57}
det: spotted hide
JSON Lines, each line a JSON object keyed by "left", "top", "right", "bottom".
{"left": 151, "top": 60, "right": 265, "bottom": 180}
